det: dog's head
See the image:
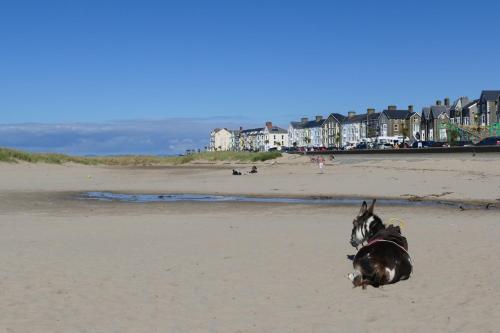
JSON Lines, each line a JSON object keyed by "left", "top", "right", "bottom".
{"left": 350, "top": 199, "right": 385, "bottom": 248}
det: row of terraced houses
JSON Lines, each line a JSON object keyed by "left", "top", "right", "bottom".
{"left": 209, "top": 90, "right": 500, "bottom": 151}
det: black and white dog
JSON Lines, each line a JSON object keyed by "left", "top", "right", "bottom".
{"left": 348, "top": 200, "right": 413, "bottom": 288}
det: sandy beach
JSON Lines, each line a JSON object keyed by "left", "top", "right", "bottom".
{"left": 1, "top": 153, "right": 499, "bottom": 332}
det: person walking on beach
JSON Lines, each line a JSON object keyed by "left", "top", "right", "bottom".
{"left": 317, "top": 155, "right": 325, "bottom": 174}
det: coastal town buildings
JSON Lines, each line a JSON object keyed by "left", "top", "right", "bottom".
{"left": 209, "top": 90, "right": 499, "bottom": 150}
{"left": 420, "top": 99, "right": 450, "bottom": 141}
{"left": 305, "top": 116, "right": 325, "bottom": 147}
{"left": 322, "top": 113, "right": 345, "bottom": 148}
{"left": 288, "top": 118, "right": 308, "bottom": 148}
{"left": 239, "top": 127, "right": 263, "bottom": 151}
{"left": 209, "top": 128, "right": 232, "bottom": 151}
{"left": 341, "top": 112, "right": 365, "bottom": 146}
{"left": 263, "top": 122, "right": 288, "bottom": 150}
{"left": 341, "top": 109, "right": 380, "bottom": 146}
{"left": 378, "top": 105, "right": 420, "bottom": 142}
{"left": 449, "top": 97, "right": 470, "bottom": 125}
{"left": 478, "top": 90, "right": 500, "bottom": 126}
{"left": 288, "top": 116, "right": 325, "bottom": 148}
{"left": 461, "top": 99, "right": 480, "bottom": 126}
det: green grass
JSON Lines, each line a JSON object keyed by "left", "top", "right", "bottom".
{"left": 0, "top": 148, "right": 281, "bottom": 166}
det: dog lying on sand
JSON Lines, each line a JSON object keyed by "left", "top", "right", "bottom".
{"left": 348, "top": 200, "right": 413, "bottom": 288}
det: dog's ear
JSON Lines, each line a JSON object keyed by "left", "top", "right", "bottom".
{"left": 368, "top": 199, "right": 376, "bottom": 214}
{"left": 358, "top": 201, "right": 367, "bottom": 216}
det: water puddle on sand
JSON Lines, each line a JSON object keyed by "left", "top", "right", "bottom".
{"left": 81, "top": 192, "right": 495, "bottom": 210}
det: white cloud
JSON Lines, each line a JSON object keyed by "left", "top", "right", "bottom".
{"left": 0, "top": 117, "right": 259, "bottom": 155}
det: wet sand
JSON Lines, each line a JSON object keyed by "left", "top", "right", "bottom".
{"left": 1, "top": 153, "right": 499, "bottom": 332}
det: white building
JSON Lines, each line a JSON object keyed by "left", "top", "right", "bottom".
{"left": 239, "top": 127, "right": 263, "bottom": 151}
{"left": 210, "top": 128, "right": 233, "bottom": 151}
{"left": 341, "top": 112, "right": 366, "bottom": 146}
{"left": 263, "top": 122, "right": 288, "bottom": 150}
{"left": 288, "top": 116, "right": 325, "bottom": 148}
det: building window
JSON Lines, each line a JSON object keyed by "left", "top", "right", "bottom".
{"left": 394, "top": 124, "right": 399, "bottom": 131}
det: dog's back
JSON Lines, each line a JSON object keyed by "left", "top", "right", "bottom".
{"left": 353, "top": 237, "right": 412, "bottom": 287}
{"left": 349, "top": 200, "right": 413, "bottom": 288}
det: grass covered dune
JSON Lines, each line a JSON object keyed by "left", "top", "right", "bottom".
{"left": 0, "top": 147, "right": 282, "bottom": 166}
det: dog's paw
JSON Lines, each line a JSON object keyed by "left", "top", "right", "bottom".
{"left": 348, "top": 273, "right": 355, "bottom": 281}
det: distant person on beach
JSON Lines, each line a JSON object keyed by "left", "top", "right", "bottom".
{"left": 317, "top": 155, "right": 325, "bottom": 174}
{"left": 250, "top": 165, "right": 258, "bottom": 174}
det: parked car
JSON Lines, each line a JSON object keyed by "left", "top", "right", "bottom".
{"left": 377, "top": 143, "right": 393, "bottom": 150}
{"left": 355, "top": 143, "right": 369, "bottom": 150}
{"left": 475, "top": 136, "right": 500, "bottom": 146}
{"left": 451, "top": 141, "right": 474, "bottom": 147}
{"left": 268, "top": 147, "right": 278, "bottom": 152}
{"left": 411, "top": 140, "right": 435, "bottom": 148}
{"left": 430, "top": 141, "right": 446, "bottom": 147}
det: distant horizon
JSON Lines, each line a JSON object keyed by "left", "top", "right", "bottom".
{"left": 0, "top": 87, "right": 495, "bottom": 155}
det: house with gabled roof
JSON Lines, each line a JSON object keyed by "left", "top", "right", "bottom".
{"left": 449, "top": 97, "right": 470, "bottom": 125}
{"left": 461, "top": 99, "right": 480, "bottom": 126}
{"left": 288, "top": 116, "right": 325, "bottom": 148}
{"left": 322, "top": 113, "right": 346, "bottom": 148}
{"left": 341, "top": 109, "right": 381, "bottom": 146}
{"left": 210, "top": 128, "right": 233, "bottom": 151}
{"left": 239, "top": 127, "right": 264, "bottom": 151}
{"left": 378, "top": 105, "right": 420, "bottom": 142}
{"left": 263, "top": 122, "right": 288, "bottom": 151}
{"left": 420, "top": 98, "right": 451, "bottom": 141}
{"left": 478, "top": 90, "right": 500, "bottom": 126}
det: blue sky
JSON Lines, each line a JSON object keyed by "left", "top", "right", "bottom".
{"left": 1, "top": 0, "right": 499, "bottom": 154}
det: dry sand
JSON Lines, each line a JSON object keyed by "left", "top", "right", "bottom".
{"left": 0, "top": 153, "right": 499, "bottom": 332}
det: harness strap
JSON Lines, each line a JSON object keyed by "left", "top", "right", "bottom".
{"left": 364, "top": 239, "right": 413, "bottom": 266}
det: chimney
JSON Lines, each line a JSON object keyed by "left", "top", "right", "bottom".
{"left": 436, "top": 100, "right": 442, "bottom": 106}
{"left": 388, "top": 105, "right": 397, "bottom": 110}
{"left": 408, "top": 105, "right": 414, "bottom": 112}
{"left": 348, "top": 111, "right": 356, "bottom": 118}
{"left": 265, "top": 121, "right": 273, "bottom": 129}
{"left": 444, "top": 97, "right": 450, "bottom": 107}
{"left": 301, "top": 117, "right": 308, "bottom": 124}
{"left": 367, "top": 108, "right": 375, "bottom": 115}
{"left": 315, "top": 115, "right": 323, "bottom": 122}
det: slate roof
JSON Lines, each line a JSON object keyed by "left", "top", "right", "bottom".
{"left": 267, "top": 126, "right": 287, "bottom": 134}
{"left": 431, "top": 105, "right": 449, "bottom": 118}
{"left": 462, "top": 99, "right": 479, "bottom": 110}
{"left": 343, "top": 112, "right": 381, "bottom": 124}
{"left": 406, "top": 111, "right": 419, "bottom": 119}
{"left": 460, "top": 99, "right": 479, "bottom": 117}
{"left": 480, "top": 90, "right": 500, "bottom": 101}
{"left": 326, "top": 113, "right": 346, "bottom": 123}
{"left": 383, "top": 109, "right": 412, "bottom": 120}
{"left": 240, "top": 127, "right": 264, "bottom": 134}
{"left": 290, "top": 119, "right": 325, "bottom": 129}
{"left": 450, "top": 97, "right": 470, "bottom": 111}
